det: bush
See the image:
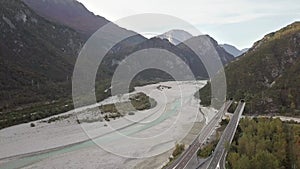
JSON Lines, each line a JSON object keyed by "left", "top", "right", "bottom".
{"left": 128, "top": 112, "right": 135, "bottom": 116}
{"left": 30, "top": 123, "right": 35, "bottom": 127}
{"left": 172, "top": 143, "right": 185, "bottom": 158}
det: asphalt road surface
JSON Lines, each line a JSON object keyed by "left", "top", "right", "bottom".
{"left": 206, "top": 101, "right": 245, "bottom": 169}
{"left": 167, "top": 101, "right": 233, "bottom": 169}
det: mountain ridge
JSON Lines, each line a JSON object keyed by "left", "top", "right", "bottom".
{"left": 22, "top": 0, "right": 109, "bottom": 38}
{"left": 0, "top": 0, "right": 86, "bottom": 127}
{"left": 0, "top": 0, "right": 234, "bottom": 129}
{"left": 199, "top": 21, "right": 300, "bottom": 115}
{"left": 220, "top": 44, "right": 246, "bottom": 57}
{"left": 157, "top": 29, "right": 193, "bottom": 45}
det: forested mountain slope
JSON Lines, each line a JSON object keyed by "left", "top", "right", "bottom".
{"left": 200, "top": 22, "right": 300, "bottom": 115}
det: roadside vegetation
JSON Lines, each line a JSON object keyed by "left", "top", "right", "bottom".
{"left": 227, "top": 118, "right": 300, "bottom": 169}
{"left": 172, "top": 143, "right": 185, "bottom": 158}
{"left": 228, "top": 102, "right": 238, "bottom": 113}
{"left": 197, "top": 139, "right": 219, "bottom": 158}
{"left": 162, "top": 143, "right": 185, "bottom": 169}
{"left": 197, "top": 119, "right": 229, "bottom": 158}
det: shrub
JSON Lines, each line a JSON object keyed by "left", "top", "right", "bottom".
{"left": 30, "top": 123, "right": 35, "bottom": 127}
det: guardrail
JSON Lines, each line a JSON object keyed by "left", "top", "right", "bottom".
{"left": 165, "top": 101, "right": 232, "bottom": 169}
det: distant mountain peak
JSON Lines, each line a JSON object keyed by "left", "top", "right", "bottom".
{"left": 157, "top": 29, "right": 193, "bottom": 45}
{"left": 220, "top": 44, "right": 246, "bottom": 57}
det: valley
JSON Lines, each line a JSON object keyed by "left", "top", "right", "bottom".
{"left": 0, "top": 0, "right": 299, "bottom": 168}
{"left": 0, "top": 81, "right": 210, "bottom": 169}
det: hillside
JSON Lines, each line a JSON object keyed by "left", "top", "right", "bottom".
{"left": 178, "top": 35, "right": 235, "bottom": 77}
{"left": 228, "top": 118, "right": 300, "bottom": 169}
{"left": 0, "top": 0, "right": 98, "bottom": 129}
{"left": 22, "top": 0, "right": 109, "bottom": 38}
{"left": 220, "top": 44, "right": 245, "bottom": 57}
{"left": 101, "top": 36, "right": 234, "bottom": 81}
{"left": 0, "top": 0, "right": 234, "bottom": 129}
{"left": 22, "top": 0, "right": 146, "bottom": 43}
{"left": 0, "top": 0, "right": 84, "bottom": 110}
{"left": 200, "top": 22, "right": 300, "bottom": 115}
{"left": 16, "top": 0, "right": 234, "bottom": 85}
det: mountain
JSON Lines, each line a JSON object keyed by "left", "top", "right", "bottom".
{"left": 0, "top": 0, "right": 149, "bottom": 128}
{"left": 200, "top": 22, "right": 300, "bottom": 115}
{"left": 157, "top": 29, "right": 193, "bottom": 45}
{"left": 0, "top": 0, "right": 234, "bottom": 129}
{"left": 0, "top": 0, "right": 84, "bottom": 106}
{"left": 0, "top": 0, "right": 87, "bottom": 128}
{"left": 99, "top": 37, "right": 208, "bottom": 80}
{"left": 132, "top": 37, "right": 208, "bottom": 79}
{"left": 178, "top": 35, "right": 235, "bottom": 72}
{"left": 21, "top": 0, "right": 233, "bottom": 79}
{"left": 241, "top": 48, "right": 249, "bottom": 53}
{"left": 22, "top": 0, "right": 147, "bottom": 55}
{"left": 101, "top": 36, "right": 235, "bottom": 81}
{"left": 22, "top": 0, "right": 109, "bottom": 38}
{"left": 220, "top": 44, "right": 245, "bottom": 57}
{"left": 22, "top": 0, "right": 147, "bottom": 44}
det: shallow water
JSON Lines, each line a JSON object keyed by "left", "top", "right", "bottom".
{"left": 0, "top": 99, "right": 181, "bottom": 169}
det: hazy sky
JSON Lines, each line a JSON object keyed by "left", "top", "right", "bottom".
{"left": 78, "top": 0, "right": 299, "bottom": 49}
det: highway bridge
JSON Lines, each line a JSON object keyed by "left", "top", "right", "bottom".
{"left": 166, "top": 100, "right": 245, "bottom": 169}
{"left": 204, "top": 101, "right": 245, "bottom": 169}
{"left": 166, "top": 101, "right": 233, "bottom": 169}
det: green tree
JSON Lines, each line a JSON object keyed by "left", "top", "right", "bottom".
{"left": 252, "top": 151, "right": 280, "bottom": 169}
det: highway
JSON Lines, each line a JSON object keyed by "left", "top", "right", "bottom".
{"left": 166, "top": 101, "right": 233, "bottom": 169}
{"left": 205, "top": 101, "right": 245, "bottom": 169}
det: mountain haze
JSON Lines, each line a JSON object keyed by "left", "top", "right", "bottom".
{"left": 221, "top": 44, "right": 245, "bottom": 57}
